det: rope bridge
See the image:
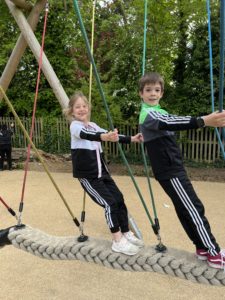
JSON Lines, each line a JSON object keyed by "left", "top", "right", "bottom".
{"left": 1, "top": 1, "right": 224, "bottom": 289}
{"left": 1, "top": 225, "right": 225, "bottom": 287}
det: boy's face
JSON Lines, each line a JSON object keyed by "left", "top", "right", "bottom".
{"left": 139, "top": 83, "right": 163, "bottom": 106}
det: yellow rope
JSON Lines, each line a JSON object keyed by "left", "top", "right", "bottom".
{"left": 0, "top": 86, "right": 76, "bottom": 220}
{"left": 88, "top": 0, "right": 96, "bottom": 106}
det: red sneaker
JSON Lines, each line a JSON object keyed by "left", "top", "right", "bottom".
{"left": 207, "top": 250, "right": 225, "bottom": 269}
{"left": 196, "top": 249, "right": 208, "bottom": 260}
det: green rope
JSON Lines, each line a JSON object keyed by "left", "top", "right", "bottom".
{"left": 140, "top": 144, "right": 158, "bottom": 220}
{"left": 140, "top": 0, "right": 159, "bottom": 222}
{"left": 72, "top": 0, "right": 155, "bottom": 228}
{"left": 142, "top": 0, "right": 148, "bottom": 75}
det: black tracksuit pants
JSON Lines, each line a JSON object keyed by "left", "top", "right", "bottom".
{"left": 79, "top": 174, "right": 129, "bottom": 233}
{"left": 159, "top": 175, "right": 220, "bottom": 256}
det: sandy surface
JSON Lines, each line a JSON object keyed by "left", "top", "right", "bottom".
{"left": 1, "top": 170, "right": 225, "bottom": 300}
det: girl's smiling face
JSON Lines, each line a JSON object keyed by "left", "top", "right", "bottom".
{"left": 72, "top": 97, "right": 90, "bottom": 123}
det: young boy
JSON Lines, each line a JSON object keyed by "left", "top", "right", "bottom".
{"left": 139, "top": 72, "right": 225, "bottom": 269}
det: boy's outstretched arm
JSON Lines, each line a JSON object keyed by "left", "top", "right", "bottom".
{"left": 144, "top": 110, "right": 225, "bottom": 131}
{"left": 202, "top": 111, "right": 225, "bottom": 127}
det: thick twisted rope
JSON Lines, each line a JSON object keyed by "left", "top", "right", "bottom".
{"left": 6, "top": 225, "right": 225, "bottom": 286}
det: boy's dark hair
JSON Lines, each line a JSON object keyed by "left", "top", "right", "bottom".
{"left": 138, "top": 72, "right": 164, "bottom": 92}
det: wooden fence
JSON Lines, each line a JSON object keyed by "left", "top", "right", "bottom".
{"left": 0, "top": 116, "right": 224, "bottom": 163}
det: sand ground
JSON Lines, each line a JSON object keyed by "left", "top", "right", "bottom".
{"left": 1, "top": 170, "right": 225, "bottom": 300}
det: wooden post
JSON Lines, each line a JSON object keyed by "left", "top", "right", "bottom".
{"left": 5, "top": 0, "right": 69, "bottom": 109}
{"left": 9, "top": 0, "right": 33, "bottom": 11}
{"left": 0, "top": 0, "right": 47, "bottom": 100}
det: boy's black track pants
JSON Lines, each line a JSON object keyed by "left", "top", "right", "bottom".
{"left": 159, "top": 175, "right": 220, "bottom": 256}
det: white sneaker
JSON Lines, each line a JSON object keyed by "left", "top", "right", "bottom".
{"left": 112, "top": 236, "right": 139, "bottom": 255}
{"left": 123, "top": 231, "right": 144, "bottom": 248}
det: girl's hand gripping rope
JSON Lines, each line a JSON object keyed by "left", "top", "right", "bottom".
{"left": 100, "top": 129, "right": 119, "bottom": 142}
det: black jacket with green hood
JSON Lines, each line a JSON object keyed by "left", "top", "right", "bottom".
{"left": 139, "top": 102, "right": 201, "bottom": 180}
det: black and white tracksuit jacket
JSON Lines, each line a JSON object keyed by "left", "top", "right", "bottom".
{"left": 139, "top": 103, "right": 220, "bottom": 255}
{"left": 70, "top": 120, "right": 131, "bottom": 233}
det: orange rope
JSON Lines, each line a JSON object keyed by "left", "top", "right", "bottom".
{"left": 18, "top": 2, "right": 49, "bottom": 224}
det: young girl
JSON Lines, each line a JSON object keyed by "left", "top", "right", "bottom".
{"left": 64, "top": 91, "right": 144, "bottom": 256}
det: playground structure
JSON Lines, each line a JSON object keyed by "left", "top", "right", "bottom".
{"left": 0, "top": 0, "right": 165, "bottom": 247}
{"left": 0, "top": 0, "right": 163, "bottom": 255}
{"left": 0, "top": 0, "right": 225, "bottom": 287}
{"left": 0, "top": 0, "right": 69, "bottom": 108}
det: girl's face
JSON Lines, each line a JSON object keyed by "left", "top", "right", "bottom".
{"left": 72, "top": 97, "right": 90, "bottom": 123}
{"left": 139, "top": 83, "right": 163, "bottom": 106}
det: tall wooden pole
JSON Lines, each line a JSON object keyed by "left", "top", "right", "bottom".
{"left": 0, "top": 0, "right": 47, "bottom": 100}
{"left": 5, "top": 0, "right": 69, "bottom": 109}
{"left": 9, "top": 0, "right": 33, "bottom": 11}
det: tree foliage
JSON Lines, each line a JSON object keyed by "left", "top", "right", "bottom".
{"left": 0, "top": 0, "right": 223, "bottom": 124}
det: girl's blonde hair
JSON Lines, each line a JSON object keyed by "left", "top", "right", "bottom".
{"left": 63, "top": 91, "right": 91, "bottom": 121}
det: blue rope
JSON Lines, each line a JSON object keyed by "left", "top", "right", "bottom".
{"left": 206, "top": 0, "right": 225, "bottom": 159}
{"left": 206, "top": 0, "right": 215, "bottom": 112}
{"left": 219, "top": 0, "right": 225, "bottom": 113}
{"left": 218, "top": 0, "right": 225, "bottom": 142}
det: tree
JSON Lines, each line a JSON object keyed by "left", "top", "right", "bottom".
{"left": 168, "top": 0, "right": 218, "bottom": 115}
{"left": 0, "top": 1, "right": 19, "bottom": 115}
{"left": 0, "top": 0, "right": 216, "bottom": 122}
{"left": 179, "top": 2, "right": 220, "bottom": 115}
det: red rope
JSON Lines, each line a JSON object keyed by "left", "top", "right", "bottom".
{"left": 0, "top": 196, "right": 17, "bottom": 219}
{"left": 19, "top": 3, "right": 49, "bottom": 209}
{"left": 0, "top": 196, "right": 10, "bottom": 209}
